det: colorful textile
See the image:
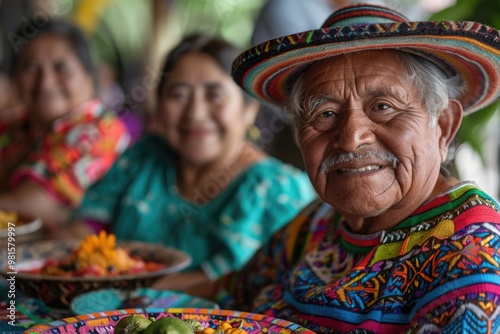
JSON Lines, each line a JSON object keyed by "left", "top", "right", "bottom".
{"left": 75, "top": 134, "right": 316, "bottom": 280}
{"left": 231, "top": 3, "right": 500, "bottom": 115}
{"left": 0, "top": 99, "right": 130, "bottom": 206}
{"left": 217, "top": 182, "right": 500, "bottom": 333}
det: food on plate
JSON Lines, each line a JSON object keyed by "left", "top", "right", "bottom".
{"left": 114, "top": 314, "right": 153, "bottom": 334}
{"left": 0, "top": 210, "right": 18, "bottom": 229}
{"left": 114, "top": 315, "right": 248, "bottom": 334}
{"left": 20, "top": 231, "right": 166, "bottom": 277}
{"left": 143, "top": 317, "right": 193, "bottom": 334}
{"left": 184, "top": 319, "right": 204, "bottom": 332}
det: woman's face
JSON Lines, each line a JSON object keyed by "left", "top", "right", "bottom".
{"left": 15, "top": 34, "right": 94, "bottom": 124}
{"left": 157, "top": 52, "right": 256, "bottom": 165}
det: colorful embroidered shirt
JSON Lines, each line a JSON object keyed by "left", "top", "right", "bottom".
{"left": 0, "top": 99, "right": 130, "bottom": 206}
{"left": 75, "top": 134, "right": 316, "bottom": 280}
{"left": 217, "top": 182, "right": 500, "bottom": 333}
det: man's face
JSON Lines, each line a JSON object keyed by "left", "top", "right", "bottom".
{"left": 296, "top": 50, "right": 450, "bottom": 232}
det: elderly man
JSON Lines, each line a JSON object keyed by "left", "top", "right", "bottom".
{"left": 213, "top": 3, "right": 500, "bottom": 333}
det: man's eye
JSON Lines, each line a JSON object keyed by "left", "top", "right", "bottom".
{"left": 376, "top": 104, "right": 390, "bottom": 111}
{"left": 311, "top": 110, "right": 337, "bottom": 131}
{"left": 321, "top": 110, "right": 335, "bottom": 118}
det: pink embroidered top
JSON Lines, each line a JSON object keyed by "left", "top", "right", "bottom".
{"left": 0, "top": 99, "right": 130, "bottom": 206}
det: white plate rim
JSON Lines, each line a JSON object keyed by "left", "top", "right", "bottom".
{"left": 0, "top": 217, "right": 42, "bottom": 237}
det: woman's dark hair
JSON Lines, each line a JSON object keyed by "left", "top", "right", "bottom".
{"left": 9, "top": 19, "right": 98, "bottom": 90}
{"left": 157, "top": 33, "right": 253, "bottom": 105}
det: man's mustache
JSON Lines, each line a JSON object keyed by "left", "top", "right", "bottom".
{"left": 320, "top": 150, "right": 400, "bottom": 174}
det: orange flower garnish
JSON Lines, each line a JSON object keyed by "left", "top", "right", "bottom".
{"left": 79, "top": 230, "right": 116, "bottom": 254}
{"left": 71, "top": 231, "right": 138, "bottom": 275}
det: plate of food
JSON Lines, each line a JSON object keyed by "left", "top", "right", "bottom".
{"left": 24, "top": 308, "right": 316, "bottom": 334}
{"left": 0, "top": 231, "right": 192, "bottom": 308}
{"left": 70, "top": 288, "right": 219, "bottom": 315}
{"left": 0, "top": 210, "right": 42, "bottom": 237}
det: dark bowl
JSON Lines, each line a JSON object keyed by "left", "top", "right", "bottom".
{"left": 0, "top": 239, "right": 191, "bottom": 308}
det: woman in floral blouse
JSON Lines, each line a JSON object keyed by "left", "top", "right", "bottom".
{"left": 0, "top": 20, "right": 130, "bottom": 227}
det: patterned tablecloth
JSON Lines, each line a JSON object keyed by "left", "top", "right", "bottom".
{"left": 0, "top": 277, "right": 55, "bottom": 333}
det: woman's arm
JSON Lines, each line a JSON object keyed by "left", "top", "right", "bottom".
{"left": 0, "top": 180, "right": 71, "bottom": 227}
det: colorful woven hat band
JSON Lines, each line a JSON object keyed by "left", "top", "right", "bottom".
{"left": 232, "top": 3, "right": 500, "bottom": 115}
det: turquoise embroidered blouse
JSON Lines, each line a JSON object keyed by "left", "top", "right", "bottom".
{"left": 75, "top": 135, "right": 316, "bottom": 279}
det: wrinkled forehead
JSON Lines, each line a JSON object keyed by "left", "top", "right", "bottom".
{"left": 291, "top": 50, "right": 411, "bottom": 100}
{"left": 298, "top": 50, "right": 403, "bottom": 80}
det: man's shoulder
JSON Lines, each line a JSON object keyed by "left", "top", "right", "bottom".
{"left": 446, "top": 182, "right": 500, "bottom": 229}
{"left": 407, "top": 181, "right": 500, "bottom": 230}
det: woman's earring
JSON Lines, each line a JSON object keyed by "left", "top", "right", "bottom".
{"left": 246, "top": 125, "right": 261, "bottom": 142}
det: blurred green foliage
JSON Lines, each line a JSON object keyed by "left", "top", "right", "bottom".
{"left": 430, "top": 0, "right": 500, "bottom": 162}
{"left": 167, "top": 0, "right": 266, "bottom": 49}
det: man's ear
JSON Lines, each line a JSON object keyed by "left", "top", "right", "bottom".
{"left": 437, "top": 99, "right": 463, "bottom": 162}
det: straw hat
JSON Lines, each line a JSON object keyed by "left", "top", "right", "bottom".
{"left": 232, "top": 3, "right": 500, "bottom": 114}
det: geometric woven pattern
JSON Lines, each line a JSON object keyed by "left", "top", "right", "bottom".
{"left": 221, "top": 182, "right": 500, "bottom": 333}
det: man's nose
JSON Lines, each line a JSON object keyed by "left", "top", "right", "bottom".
{"left": 335, "top": 109, "right": 376, "bottom": 151}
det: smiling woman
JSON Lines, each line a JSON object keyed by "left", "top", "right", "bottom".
{"left": 15, "top": 34, "right": 94, "bottom": 125}
{"left": 64, "top": 34, "right": 316, "bottom": 294}
{"left": 0, "top": 20, "right": 130, "bottom": 227}
{"left": 157, "top": 51, "right": 255, "bottom": 172}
